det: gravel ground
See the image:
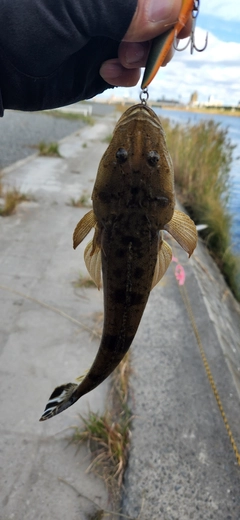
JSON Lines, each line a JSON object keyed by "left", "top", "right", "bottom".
{"left": 0, "top": 104, "right": 115, "bottom": 169}
{"left": 0, "top": 110, "right": 85, "bottom": 169}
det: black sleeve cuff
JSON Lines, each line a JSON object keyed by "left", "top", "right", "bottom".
{"left": 0, "top": 0, "right": 137, "bottom": 114}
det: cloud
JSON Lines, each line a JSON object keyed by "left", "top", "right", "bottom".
{"left": 183, "top": 29, "right": 240, "bottom": 64}
{"left": 200, "top": 1, "right": 240, "bottom": 21}
{"left": 198, "top": 14, "right": 240, "bottom": 43}
{"left": 98, "top": 28, "right": 240, "bottom": 107}
{"left": 143, "top": 29, "right": 240, "bottom": 105}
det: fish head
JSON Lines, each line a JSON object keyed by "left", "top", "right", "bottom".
{"left": 93, "top": 104, "right": 175, "bottom": 228}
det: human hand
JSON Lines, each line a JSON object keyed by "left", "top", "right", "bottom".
{"left": 100, "top": 0, "right": 192, "bottom": 87}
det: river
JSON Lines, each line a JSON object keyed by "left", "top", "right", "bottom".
{"left": 155, "top": 108, "right": 240, "bottom": 254}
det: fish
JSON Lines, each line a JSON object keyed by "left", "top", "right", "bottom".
{"left": 40, "top": 103, "right": 197, "bottom": 421}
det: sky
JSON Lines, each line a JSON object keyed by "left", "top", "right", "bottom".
{"left": 97, "top": 0, "right": 240, "bottom": 106}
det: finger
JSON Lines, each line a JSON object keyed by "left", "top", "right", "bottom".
{"left": 118, "top": 39, "right": 174, "bottom": 70}
{"left": 118, "top": 41, "right": 150, "bottom": 69}
{"left": 123, "top": 0, "right": 182, "bottom": 42}
{"left": 99, "top": 59, "right": 141, "bottom": 87}
{"left": 178, "top": 16, "right": 192, "bottom": 39}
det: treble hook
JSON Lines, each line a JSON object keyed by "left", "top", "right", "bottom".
{"left": 173, "top": 0, "right": 208, "bottom": 54}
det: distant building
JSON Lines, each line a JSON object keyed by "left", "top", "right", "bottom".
{"left": 189, "top": 91, "right": 198, "bottom": 106}
{"left": 203, "top": 95, "right": 223, "bottom": 107}
{"left": 105, "top": 94, "right": 137, "bottom": 105}
{"left": 155, "top": 98, "right": 181, "bottom": 107}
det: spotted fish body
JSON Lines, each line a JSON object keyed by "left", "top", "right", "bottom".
{"left": 40, "top": 104, "right": 197, "bottom": 421}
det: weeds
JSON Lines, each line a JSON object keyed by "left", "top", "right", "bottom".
{"left": 0, "top": 173, "right": 4, "bottom": 198}
{"left": 37, "top": 141, "right": 61, "bottom": 157}
{"left": 71, "top": 352, "right": 132, "bottom": 501}
{"left": 44, "top": 110, "right": 95, "bottom": 125}
{"left": 0, "top": 184, "right": 30, "bottom": 216}
{"left": 69, "top": 191, "right": 92, "bottom": 208}
{"left": 73, "top": 273, "right": 96, "bottom": 289}
{"left": 163, "top": 117, "right": 240, "bottom": 300}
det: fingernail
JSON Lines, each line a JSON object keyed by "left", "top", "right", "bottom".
{"left": 125, "top": 43, "right": 146, "bottom": 64}
{"left": 148, "top": 0, "right": 174, "bottom": 22}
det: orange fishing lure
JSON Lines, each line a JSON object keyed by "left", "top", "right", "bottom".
{"left": 141, "top": 0, "right": 194, "bottom": 88}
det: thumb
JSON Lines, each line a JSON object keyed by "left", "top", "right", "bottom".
{"left": 123, "top": 0, "right": 182, "bottom": 42}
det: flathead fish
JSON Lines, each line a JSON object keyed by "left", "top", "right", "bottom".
{"left": 40, "top": 104, "right": 197, "bottom": 421}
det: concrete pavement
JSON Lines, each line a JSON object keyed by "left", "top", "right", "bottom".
{"left": 1, "top": 111, "right": 240, "bottom": 520}
{"left": 0, "top": 115, "right": 118, "bottom": 520}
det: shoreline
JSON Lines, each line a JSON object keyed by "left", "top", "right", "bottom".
{"left": 151, "top": 104, "right": 240, "bottom": 118}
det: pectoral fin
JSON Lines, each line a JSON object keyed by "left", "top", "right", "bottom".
{"left": 164, "top": 210, "right": 197, "bottom": 257}
{"left": 73, "top": 210, "right": 96, "bottom": 249}
{"left": 151, "top": 239, "right": 172, "bottom": 289}
{"left": 84, "top": 239, "right": 102, "bottom": 289}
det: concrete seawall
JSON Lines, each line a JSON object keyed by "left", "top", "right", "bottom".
{"left": 122, "top": 222, "right": 240, "bottom": 519}
{"left": 1, "top": 114, "right": 240, "bottom": 520}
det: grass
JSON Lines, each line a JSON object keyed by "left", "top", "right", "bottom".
{"left": 0, "top": 180, "right": 30, "bottom": 216}
{"left": 37, "top": 141, "right": 61, "bottom": 157}
{"left": 0, "top": 173, "right": 4, "bottom": 198}
{"left": 162, "top": 117, "right": 240, "bottom": 300}
{"left": 73, "top": 272, "right": 96, "bottom": 289}
{"left": 71, "top": 352, "right": 132, "bottom": 502}
{"left": 44, "top": 110, "right": 95, "bottom": 126}
{"left": 69, "top": 191, "right": 92, "bottom": 208}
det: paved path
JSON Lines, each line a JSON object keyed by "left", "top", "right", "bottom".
{"left": 0, "top": 116, "right": 118, "bottom": 520}
{"left": 1, "top": 112, "right": 240, "bottom": 520}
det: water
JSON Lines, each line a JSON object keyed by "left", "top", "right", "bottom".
{"left": 154, "top": 108, "right": 240, "bottom": 254}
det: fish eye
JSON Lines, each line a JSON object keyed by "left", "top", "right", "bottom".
{"left": 157, "top": 196, "right": 169, "bottom": 207}
{"left": 116, "top": 148, "right": 128, "bottom": 163}
{"left": 147, "top": 151, "right": 160, "bottom": 166}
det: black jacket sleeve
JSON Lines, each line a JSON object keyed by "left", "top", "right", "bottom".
{"left": 0, "top": 0, "right": 137, "bottom": 115}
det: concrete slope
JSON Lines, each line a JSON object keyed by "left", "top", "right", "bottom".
{"left": 122, "top": 231, "right": 240, "bottom": 519}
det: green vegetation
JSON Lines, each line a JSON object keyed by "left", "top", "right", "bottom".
{"left": 37, "top": 141, "right": 61, "bottom": 157}
{"left": 69, "top": 191, "right": 92, "bottom": 208}
{"left": 0, "top": 178, "right": 30, "bottom": 216}
{"left": 0, "top": 173, "right": 3, "bottom": 198}
{"left": 71, "top": 352, "right": 132, "bottom": 502}
{"left": 197, "top": 106, "right": 240, "bottom": 117}
{"left": 44, "top": 110, "right": 95, "bottom": 126}
{"left": 73, "top": 272, "right": 96, "bottom": 289}
{"left": 163, "top": 118, "right": 240, "bottom": 300}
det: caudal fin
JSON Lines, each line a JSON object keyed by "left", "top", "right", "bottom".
{"left": 39, "top": 382, "right": 78, "bottom": 421}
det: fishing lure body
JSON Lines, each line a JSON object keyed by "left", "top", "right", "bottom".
{"left": 142, "top": 0, "right": 207, "bottom": 88}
